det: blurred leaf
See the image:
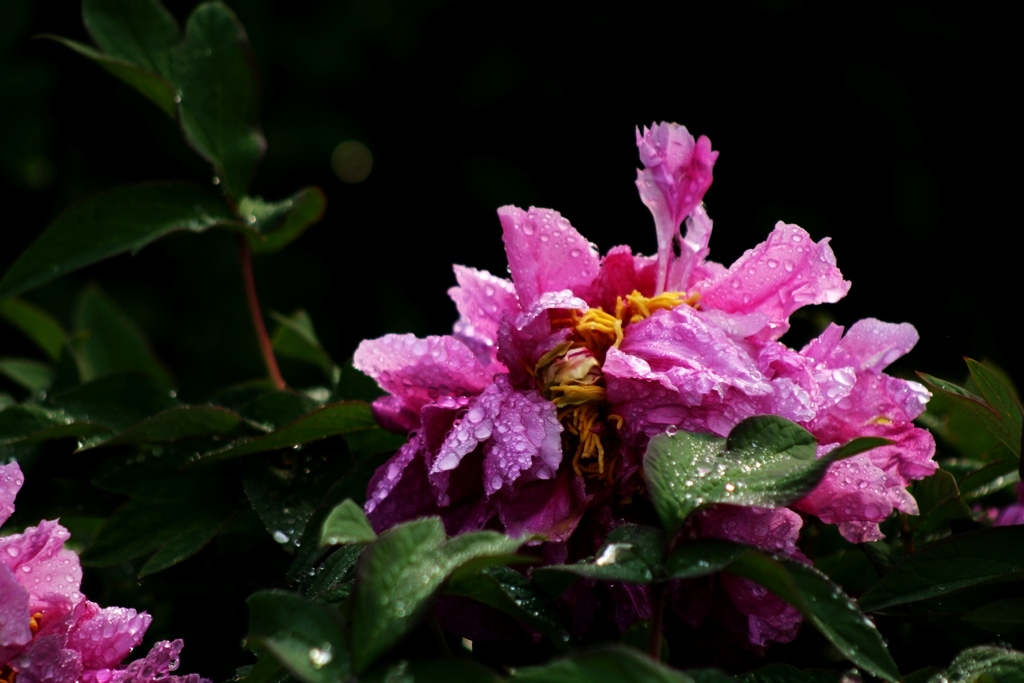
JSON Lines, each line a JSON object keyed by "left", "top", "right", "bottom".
{"left": 958, "top": 446, "right": 1020, "bottom": 501}
{"left": 198, "top": 401, "right": 377, "bottom": 463}
{"left": 271, "top": 310, "right": 336, "bottom": 379}
{"left": 860, "top": 526, "right": 1024, "bottom": 611}
{"left": 74, "top": 286, "right": 172, "bottom": 389}
{"left": 725, "top": 554, "right": 898, "bottom": 682}
{"left": 666, "top": 539, "right": 755, "bottom": 580}
{"left": 170, "top": 1, "right": 265, "bottom": 200}
{"left": 320, "top": 499, "right": 377, "bottom": 546}
{"left": 81, "top": 476, "right": 236, "bottom": 576}
{"left": 910, "top": 469, "right": 972, "bottom": 544}
{"left": 739, "top": 664, "right": 845, "bottom": 682}
{"left": 247, "top": 590, "right": 350, "bottom": 683}
{"left": 537, "top": 524, "right": 665, "bottom": 583}
{"left": 0, "top": 404, "right": 110, "bottom": 447}
{"left": 50, "top": 372, "right": 178, "bottom": 431}
{"left": 82, "top": 0, "right": 179, "bottom": 77}
{"left": 928, "top": 646, "right": 1024, "bottom": 683}
{"left": 376, "top": 659, "right": 503, "bottom": 683}
{"left": 244, "top": 187, "right": 327, "bottom": 254}
{"left": 644, "top": 416, "right": 883, "bottom": 533}
{"left": 0, "top": 357, "right": 53, "bottom": 392}
{"left": 41, "top": 36, "right": 176, "bottom": 117}
{"left": 445, "top": 565, "right": 567, "bottom": 643}
{"left": 511, "top": 645, "right": 692, "bottom": 683}
{"left": 919, "top": 369, "right": 1021, "bottom": 458}
{"left": 239, "top": 390, "right": 321, "bottom": 431}
{"left": 967, "top": 359, "right": 1023, "bottom": 447}
{"left": 960, "top": 596, "right": 1024, "bottom": 634}
{"left": 83, "top": 405, "right": 245, "bottom": 450}
{"left": 351, "top": 520, "right": 525, "bottom": 672}
{"left": 814, "top": 548, "right": 880, "bottom": 597}
{"left": 0, "top": 298, "right": 68, "bottom": 360}
{"left": 0, "top": 183, "right": 242, "bottom": 299}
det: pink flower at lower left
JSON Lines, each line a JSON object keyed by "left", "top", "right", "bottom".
{"left": 0, "top": 462, "right": 209, "bottom": 683}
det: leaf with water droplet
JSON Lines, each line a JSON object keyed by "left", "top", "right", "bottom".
{"left": 320, "top": 499, "right": 377, "bottom": 546}
{"left": 535, "top": 524, "right": 665, "bottom": 586}
{"left": 246, "top": 589, "right": 350, "bottom": 683}
{"left": 244, "top": 188, "right": 327, "bottom": 254}
{"left": 445, "top": 565, "right": 567, "bottom": 643}
{"left": 929, "top": 646, "right": 1024, "bottom": 683}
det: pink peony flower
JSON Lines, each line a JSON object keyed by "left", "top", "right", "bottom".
{"left": 354, "top": 121, "right": 936, "bottom": 645}
{"left": 0, "top": 462, "right": 209, "bottom": 683}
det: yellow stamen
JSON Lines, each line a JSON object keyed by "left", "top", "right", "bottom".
{"left": 870, "top": 416, "right": 893, "bottom": 425}
{"left": 549, "top": 383, "right": 606, "bottom": 407}
{"left": 615, "top": 290, "right": 696, "bottom": 324}
{"left": 28, "top": 613, "right": 42, "bottom": 634}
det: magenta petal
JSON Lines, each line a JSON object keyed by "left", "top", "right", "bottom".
{"left": 1, "top": 462, "right": 24, "bottom": 526}
{"left": 448, "top": 265, "right": 519, "bottom": 362}
{"left": 10, "top": 633, "right": 83, "bottom": 683}
{"left": 110, "top": 639, "right": 211, "bottom": 683}
{"left": 0, "top": 519, "right": 83, "bottom": 609}
{"left": 590, "top": 245, "right": 658, "bottom": 312}
{"left": 821, "top": 318, "right": 920, "bottom": 373}
{"left": 665, "top": 205, "right": 714, "bottom": 293}
{"left": 498, "top": 206, "right": 601, "bottom": 307}
{"left": 67, "top": 605, "right": 151, "bottom": 669}
{"left": 694, "top": 506, "right": 805, "bottom": 558}
{"left": 698, "top": 223, "right": 851, "bottom": 339}
{"left": 796, "top": 456, "right": 894, "bottom": 538}
{"left": 720, "top": 574, "right": 803, "bottom": 646}
{"left": 0, "top": 564, "right": 31, "bottom": 652}
{"left": 497, "top": 471, "right": 587, "bottom": 542}
{"left": 353, "top": 334, "right": 493, "bottom": 414}
{"left": 364, "top": 435, "right": 438, "bottom": 533}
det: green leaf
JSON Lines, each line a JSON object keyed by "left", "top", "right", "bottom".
{"left": 321, "top": 499, "right": 377, "bottom": 546}
{"left": 238, "top": 390, "right": 322, "bottom": 431}
{"left": 665, "top": 539, "right": 755, "bottom": 580}
{"left": 958, "top": 447, "right": 1020, "bottom": 501}
{"left": 537, "top": 524, "right": 665, "bottom": 583}
{"left": 860, "top": 526, "right": 1024, "bottom": 611}
{"left": 960, "top": 596, "right": 1024, "bottom": 634}
{"left": 739, "top": 663, "right": 845, "bottom": 683}
{"left": 725, "top": 553, "right": 899, "bottom": 681}
{"left": 82, "top": 0, "right": 180, "bottom": 77}
{"left": 304, "top": 545, "right": 363, "bottom": 602}
{"left": 445, "top": 565, "right": 568, "bottom": 643}
{"left": 0, "top": 183, "right": 241, "bottom": 299}
{"left": 74, "top": 286, "right": 172, "bottom": 389}
{"left": 0, "top": 357, "right": 54, "bottom": 393}
{"left": 50, "top": 372, "right": 178, "bottom": 432}
{"left": 643, "top": 416, "right": 877, "bottom": 534}
{"left": 197, "top": 401, "right": 377, "bottom": 463}
{"left": 919, "top": 370, "right": 1021, "bottom": 458}
{"left": 967, "top": 358, "right": 1023, "bottom": 455}
{"left": 247, "top": 590, "right": 350, "bottom": 683}
{"left": 511, "top": 645, "right": 693, "bottom": 683}
{"left": 271, "top": 310, "right": 336, "bottom": 379}
{"left": 81, "top": 477, "right": 236, "bottom": 576}
{"left": 929, "top": 646, "right": 1024, "bottom": 683}
{"left": 0, "top": 404, "right": 111, "bottom": 447}
{"left": 243, "top": 187, "right": 327, "bottom": 254}
{"left": 910, "top": 469, "right": 972, "bottom": 543}
{"left": 0, "top": 298, "right": 68, "bottom": 360}
{"left": 170, "top": 1, "right": 265, "bottom": 200}
{"left": 41, "top": 36, "right": 177, "bottom": 117}
{"left": 83, "top": 405, "right": 244, "bottom": 450}
{"left": 351, "top": 520, "right": 526, "bottom": 672}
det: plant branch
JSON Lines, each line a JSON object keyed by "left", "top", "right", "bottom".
{"left": 649, "top": 581, "right": 665, "bottom": 661}
{"left": 237, "top": 235, "right": 285, "bottom": 390}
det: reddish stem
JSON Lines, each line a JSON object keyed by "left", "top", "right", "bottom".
{"left": 237, "top": 236, "right": 285, "bottom": 390}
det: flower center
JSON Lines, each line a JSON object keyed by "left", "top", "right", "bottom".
{"left": 536, "top": 290, "right": 697, "bottom": 482}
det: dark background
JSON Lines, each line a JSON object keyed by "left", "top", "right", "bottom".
{"left": 0, "top": 0, "right": 1017, "bottom": 676}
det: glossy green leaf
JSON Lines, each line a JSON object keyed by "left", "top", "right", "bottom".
{"left": 0, "top": 357, "right": 53, "bottom": 393}
{"left": 82, "top": 0, "right": 180, "bottom": 77}
{"left": 919, "top": 371, "right": 1021, "bottom": 458}
{"left": 958, "top": 446, "right": 1020, "bottom": 501}
{"left": 0, "top": 183, "right": 242, "bottom": 299}
{"left": 0, "top": 298, "right": 68, "bottom": 360}
{"left": 351, "top": 520, "right": 526, "bottom": 672}
{"left": 238, "top": 390, "right": 321, "bottom": 431}
{"left": 445, "top": 565, "right": 567, "bottom": 643}
{"left": 511, "top": 645, "right": 693, "bottom": 683}
{"left": 0, "top": 404, "right": 111, "bottom": 447}
{"left": 910, "top": 469, "right": 972, "bottom": 543}
{"left": 967, "top": 359, "right": 1023, "bottom": 453}
{"left": 643, "top": 416, "right": 879, "bottom": 533}
{"left": 247, "top": 590, "right": 350, "bottom": 683}
{"left": 960, "top": 596, "right": 1024, "bottom": 634}
{"left": 929, "top": 646, "right": 1024, "bottom": 683}
{"left": 304, "top": 545, "right": 363, "bottom": 602}
{"left": 170, "top": 1, "right": 265, "bottom": 200}
{"left": 320, "top": 499, "right": 377, "bottom": 546}
{"left": 860, "top": 526, "right": 1024, "bottom": 611}
{"left": 538, "top": 524, "right": 665, "bottom": 583}
{"left": 271, "top": 310, "right": 336, "bottom": 379}
{"left": 50, "top": 372, "right": 178, "bottom": 432}
{"left": 197, "top": 401, "right": 377, "bottom": 463}
{"left": 83, "top": 405, "right": 244, "bottom": 450}
{"left": 41, "top": 36, "right": 177, "bottom": 117}
{"left": 244, "top": 187, "right": 327, "bottom": 254}
{"left": 725, "top": 553, "right": 899, "bottom": 681}
{"left": 74, "top": 286, "right": 172, "bottom": 389}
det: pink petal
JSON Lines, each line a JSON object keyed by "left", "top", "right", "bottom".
{"left": 498, "top": 206, "right": 601, "bottom": 307}
{"left": 589, "top": 245, "right": 658, "bottom": 312}
{"left": 693, "top": 506, "right": 806, "bottom": 559}
{"left": 9, "top": 633, "right": 82, "bottom": 683}
{"left": 448, "top": 265, "right": 519, "bottom": 363}
{"left": 109, "top": 639, "right": 211, "bottom": 683}
{"left": 720, "top": 574, "right": 803, "bottom": 646}
{"left": 364, "top": 435, "right": 438, "bottom": 533}
{"left": 0, "top": 563, "right": 31, "bottom": 652}
{"left": 0, "top": 520, "right": 83, "bottom": 609}
{"left": 353, "top": 334, "right": 493, "bottom": 415}
{"left": 635, "top": 123, "right": 718, "bottom": 293}
{"left": 66, "top": 605, "right": 151, "bottom": 669}
{"left": 698, "top": 223, "right": 851, "bottom": 339}
{"left": 814, "top": 318, "right": 920, "bottom": 373}
{"left": 796, "top": 456, "right": 895, "bottom": 542}
{"left": 1, "top": 462, "right": 24, "bottom": 527}
{"left": 666, "top": 205, "right": 715, "bottom": 293}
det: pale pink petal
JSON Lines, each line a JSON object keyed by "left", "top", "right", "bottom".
{"left": 448, "top": 265, "right": 519, "bottom": 362}
{"left": 353, "top": 334, "right": 493, "bottom": 415}
{"left": 66, "top": 605, "right": 151, "bottom": 669}
{"left": 635, "top": 123, "right": 718, "bottom": 293}
{"left": 665, "top": 205, "right": 714, "bottom": 293}
{"left": 1, "top": 461, "right": 24, "bottom": 526}
{"left": 498, "top": 206, "right": 601, "bottom": 307}
{"left": 496, "top": 471, "right": 587, "bottom": 542}
{"left": 109, "top": 639, "right": 210, "bottom": 683}
{"left": 698, "top": 223, "right": 850, "bottom": 339}
{"left": 0, "top": 520, "right": 84, "bottom": 609}
{"left": 796, "top": 456, "right": 895, "bottom": 542}
{"left": 0, "top": 563, "right": 31, "bottom": 652}
{"left": 819, "top": 318, "right": 920, "bottom": 374}
{"left": 364, "top": 435, "right": 438, "bottom": 533}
